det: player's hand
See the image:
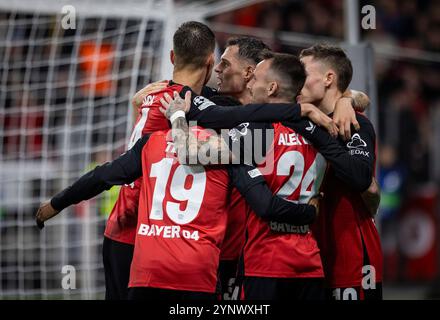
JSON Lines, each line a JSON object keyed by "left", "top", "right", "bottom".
{"left": 301, "top": 103, "right": 338, "bottom": 138}
{"left": 159, "top": 90, "right": 191, "bottom": 120}
{"left": 361, "top": 177, "right": 381, "bottom": 217}
{"left": 35, "top": 201, "right": 60, "bottom": 229}
{"left": 308, "top": 193, "right": 324, "bottom": 218}
{"left": 334, "top": 97, "right": 360, "bottom": 141}
{"left": 132, "top": 80, "right": 168, "bottom": 108}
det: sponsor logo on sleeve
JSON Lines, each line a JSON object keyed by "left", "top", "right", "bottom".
{"left": 193, "top": 96, "right": 216, "bottom": 111}
{"left": 228, "top": 122, "right": 249, "bottom": 142}
{"left": 305, "top": 121, "right": 316, "bottom": 134}
{"left": 347, "top": 133, "right": 369, "bottom": 157}
{"left": 347, "top": 133, "right": 367, "bottom": 149}
{"left": 247, "top": 168, "right": 262, "bottom": 178}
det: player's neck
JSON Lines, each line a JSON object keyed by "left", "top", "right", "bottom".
{"left": 173, "top": 68, "right": 207, "bottom": 95}
{"left": 319, "top": 89, "right": 343, "bottom": 115}
{"left": 268, "top": 96, "right": 292, "bottom": 104}
{"left": 237, "top": 89, "right": 252, "bottom": 104}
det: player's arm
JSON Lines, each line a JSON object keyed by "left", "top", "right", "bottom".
{"left": 132, "top": 81, "right": 168, "bottom": 109}
{"left": 361, "top": 177, "right": 381, "bottom": 217}
{"left": 159, "top": 91, "right": 232, "bottom": 165}
{"left": 166, "top": 101, "right": 231, "bottom": 165}
{"left": 162, "top": 93, "right": 273, "bottom": 166}
{"left": 284, "top": 116, "right": 376, "bottom": 192}
{"left": 228, "top": 165, "right": 320, "bottom": 225}
{"left": 35, "top": 135, "right": 148, "bottom": 228}
{"left": 159, "top": 92, "right": 337, "bottom": 166}
{"left": 333, "top": 90, "right": 371, "bottom": 141}
{"left": 164, "top": 88, "right": 337, "bottom": 136}
{"left": 131, "top": 81, "right": 168, "bottom": 123}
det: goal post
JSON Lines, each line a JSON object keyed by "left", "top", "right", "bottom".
{"left": 0, "top": 0, "right": 178, "bottom": 299}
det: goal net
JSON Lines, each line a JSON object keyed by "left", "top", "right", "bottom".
{"left": 0, "top": 0, "right": 175, "bottom": 299}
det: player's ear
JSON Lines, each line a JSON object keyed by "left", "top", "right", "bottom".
{"left": 206, "top": 53, "right": 215, "bottom": 67}
{"left": 268, "top": 81, "right": 278, "bottom": 97}
{"left": 203, "top": 53, "right": 215, "bottom": 85}
{"left": 243, "top": 65, "right": 254, "bottom": 82}
{"left": 170, "top": 50, "right": 175, "bottom": 65}
{"left": 324, "top": 69, "right": 336, "bottom": 88}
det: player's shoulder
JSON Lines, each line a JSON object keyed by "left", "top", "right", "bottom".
{"left": 166, "top": 81, "right": 185, "bottom": 93}
{"left": 181, "top": 85, "right": 218, "bottom": 108}
{"left": 201, "top": 86, "right": 218, "bottom": 98}
{"left": 228, "top": 121, "right": 272, "bottom": 142}
{"left": 355, "top": 112, "right": 375, "bottom": 133}
{"left": 238, "top": 121, "right": 272, "bottom": 131}
{"left": 355, "top": 112, "right": 372, "bottom": 126}
{"left": 149, "top": 129, "right": 170, "bottom": 139}
{"left": 154, "top": 81, "right": 185, "bottom": 98}
{"left": 274, "top": 121, "right": 308, "bottom": 137}
{"left": 273, "top": 121, "right": 293, "bottom": 131}
{"left": 139, "top": 81, "right": 184, "bottom": 108}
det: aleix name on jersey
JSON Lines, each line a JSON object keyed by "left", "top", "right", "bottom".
{"left": 278, "top": 132, "right": 310, "bottom": 146}
{"left": 138, "top": 223, "right": 200, "bottom": 241}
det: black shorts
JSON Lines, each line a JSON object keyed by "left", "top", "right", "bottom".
{"left": 328, "top": 283, "right": 383, "bottom": 300}
{"left": 217, "top": 259, "right": 241, "bottom": 300}
{"left": 102, "top": 236, "right": 134, "bottom": 300}
{"left": 243, "top": 276, "right": 326, "bottom": 300}
{"left": 128, "top": 287, "right": 217, "bottom": 301}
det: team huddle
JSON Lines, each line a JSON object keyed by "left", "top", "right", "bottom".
{"left": 35, "top": 21, "right": 383, "bottom": 301}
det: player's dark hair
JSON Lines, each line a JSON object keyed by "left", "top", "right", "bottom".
{"left": 300, "top": 43, "right": 353, "bottom": 92}
{"left": 261, "top": 51, "right": 306, "bottom": 101}
{"left": 209, "top": 95, "right": 242, "bottom": 107}
{"left": 173, "top": 21, "right": 215, "bottom": 70}
{"left": 226, "top": 36, "right": 271, "bottom": 65}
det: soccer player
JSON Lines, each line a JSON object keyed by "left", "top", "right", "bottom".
{"left": 212, "top": 37, "right": 364, "bottom": 299}
{"left": 214, "top": 36, "right": 271, "bottom": 300}
{"left": 298, "top": 44, "right": 382, "bottom": 300}
{"left": 139, "top": 36, "right": 340, "bottom": 300}
{"left": 215, "top": 37, "right": 269, "bottom": 104}
{"left": 35, "top": 90, "right": 328, "bottom": 300}
{"left": 159, "top": 52, "right": 375, "bottom": 300}
{"left": 37, "top": 21, "right": 219, "bottom": 300}
{"left": 102, "top": 21, "right": 217, "bottom": 300}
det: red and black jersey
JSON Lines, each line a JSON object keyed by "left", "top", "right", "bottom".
{"left": 227, "top": 122, "right": 326, "bottom": 278}
{"left": 129, "top": 129, "right": 231, "bottom": 293}
{"left": 184, "top": 90, "right": 306, "bottom": 263}
{"left": 104, "top": 81, "right": 184, "bottom": 244}
{"left": 220, "top": 188, "right": 247, "bottom": 261}
{"left": 51, "top": 127, "right": 230, "bottom": 293}
{"left": 189, "top": 93, "right": 382, "bottom": 287}
{"left": 310, "top": 114, "right": 383, "bottom": 288}
{"left": 283, "top": 113, "right": 382, "bottom": 288}
{"left": 50, "top": 123, "right": 325, "bottom": 293}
